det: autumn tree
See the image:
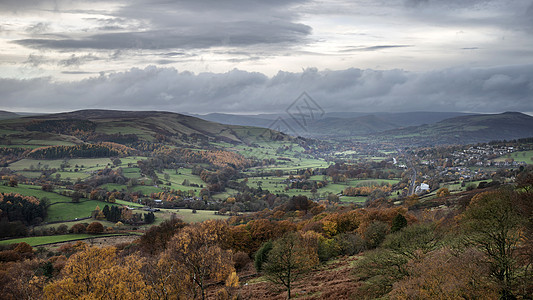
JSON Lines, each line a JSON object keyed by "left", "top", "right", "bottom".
{"left": 263, "top": 232, "right": 319, "bottom": 299}
{"left": 389, "top": 247, "right": 499, "bottom": 299}
{"left": 462, "top": 188, "right": 527, "bottom": 299}
{"left": 44, "top": 246, "right": 149, "bottom": 299}
{"left": 353, "top": 223, "right": 441, "bottom": 298}
{"left": 86, "top": 222, "right": 104, "bottom": 234}
{"left": 164, "top": 221, "right": 234, "bottom": 300}
{"left": 436, "top": 187, "right": 450, "bottom": 198}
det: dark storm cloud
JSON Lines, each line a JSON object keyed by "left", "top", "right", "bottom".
{"left": 11, "top": 0, "right": 312, "bottom": 52}
{"left": 1, "top": 65, "right": 531, "bottom": 114}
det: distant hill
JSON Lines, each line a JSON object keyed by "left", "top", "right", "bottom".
{"left": 0, "top": 110, "right": 19, "bottom": 120}
{"left": 378, "top": 112, "right": 533, "bottom": 146}
{"left": 0, "top": 109, "right": 291, "bottom": 146}
{"left": 193, "top": 111, "right": 475, "bottom": 137}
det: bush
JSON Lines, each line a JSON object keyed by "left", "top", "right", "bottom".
{"left": 364, "top": 221, "right": 389, "bottom": 249}
{"left": 14, "top": 242, "right": 33, "bottom": 254}
{"left": 86, "top": 222, "right": 104, "bottom": 234}
{"left": 391, "top": 213, "right": 408, "bottom": 233}
{"left": 70, "top": 223, "right": 87, "bottom": 234}
{"left": 234, "top": 251, "right": 251, "bottom": 271}
{"left": 254, "top": 240, "right": 273, "bottom": 272}
{"left": 0, "top": 250, "right": 21, "bottom": 262}
{"left": 334, "top": 233, "right": 366, "bottom": 256}
{"left": 57, "top": 224, "right": 68, "bottom": 234}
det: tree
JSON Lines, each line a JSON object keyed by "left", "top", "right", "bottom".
{"left": 86, "top": 222, "right": 104, "bottom": 234}
{"left": 462, "top": 188, "right": 526, "bottom": 299}
{"left": 144, "top": 211, "right": 155, "bottom": 224}
{"left": 254, "top": 240, "right": 273, "bottom": 272}
{"left": 164, "top": 222, "right": 234, "bottom": 300}
{"left": 389, "top": 248, "right": 499, "bottom": 299}
{"left": 44, "top": 246, "right": 149, "bottom": 299}
{"left": 436, "top": 187, "right": 450, "bottom": 197}
{"left": 263, "top": 232, "right": 319, "bottom": 299}
{"left": 391, "top": 213, "right": 408, "bottom": 233}
{"left": 363, "top": 220, "right": 389, "bottom": 249}
{"left": 516, "top": 170, "right": 533, "bottom": 193}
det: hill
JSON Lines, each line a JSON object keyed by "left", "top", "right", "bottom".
{"left": 194, "top": 111, "right": 474, "bottom": 137}
{"left": 378, "top": 112, "right": 533, "bottom": 146}
{"left": 0, "top": 110, "right": 19, "bottom": 120}
{"left": 0, "top": 109, "right": 291, "bottom": 147}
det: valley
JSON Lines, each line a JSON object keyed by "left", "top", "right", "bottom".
{"left": 0, "top": 109, "right": 531, "bottom": 299}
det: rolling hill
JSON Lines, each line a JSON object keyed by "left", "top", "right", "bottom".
{"left": 0, "top": 110, "right": 19, "bottom": 120}
{"left": 193, "top": 111, "right": 474, "bottom": 137}
{"left": 378, "top": 112, "right": 533, "bottom": 146}
{"left": 0, "top": 109, "right": 292, "bottom": 147}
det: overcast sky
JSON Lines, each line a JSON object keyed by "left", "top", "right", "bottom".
{"left": 0, "top": 0, "right": 532, "bottom": 114}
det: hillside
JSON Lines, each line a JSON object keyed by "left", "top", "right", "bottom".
{"left": 194, "top": 111, "right": 474, "bottom": 137}
{"left": 0, "top": 110, "right": 19, "bottom": 120}
{"left": 378, "top": 112, "right": 533, "bottom": 145}
{"left": 0, "top": 109, "right": 291, "bottom": 146}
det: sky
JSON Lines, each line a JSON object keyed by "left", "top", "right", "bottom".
{"left": 0, "top": 0, "right": 532, "bottom": 114}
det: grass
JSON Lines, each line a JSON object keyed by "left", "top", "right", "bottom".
{"left": 239, "top": 176, "right": 398, "bottom": 199}
{"left": 47, "top": 199, "right": 119, "bottom": 222}
{"left": 340, "top": 196, "right": 367, "bottom": 203}
{"left": 0, "top": 184, "right": 72, "bottom": 204}
{"left": 494, "top": 150, "right": 533, "bottom": 165}
{"left": 0, "top": 233, "right": 125, "bottom": 247}
{"left": 152, "top": 208, "right": 229, "bottom": 225}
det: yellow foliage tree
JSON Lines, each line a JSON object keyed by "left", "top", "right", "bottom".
{"left": 164, "top": 221, "right": 236, "bottom": 300}
{"left": 44, "top": 246, "right": 149, "bottom": 299}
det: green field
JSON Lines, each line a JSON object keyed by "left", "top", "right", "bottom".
{"left": 494, "top": 150, "right": 533, "bottom": 165}
{"left": 340, "top": 196, "right": 367, "bottom": 203}
{"left": 0, "top": 184, "right": 72, "bottom": 204}
{"left": 240, "top": 176, "right": 398, "bottom": 199}
{"left": 0, "top": 233, "right": 125, "bottom": 247}
{"left": 153, "top": 208, "right": 229, "bottom": 225}
{"left": 0, "top": 183, "right": 119, "bottom": 222}
{"left": 47, "top": 200, "right": 119, "bottom": 222}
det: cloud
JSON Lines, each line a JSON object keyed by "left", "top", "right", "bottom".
{"left": 11, "top": 0, "right": 312, "bottom": 53}
{"left": 0, "top": 65, "right": 531, "bottom": 114}
{"left": 58, "top": 54, "right": 100, "bottom": 67}
{"left": 340, "top": 45, "right": 413, "bottom": 52}
{"left": 15, "top": 21, "right": 312, "bottom": 50}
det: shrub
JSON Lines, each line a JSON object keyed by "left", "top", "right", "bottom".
{"left": 57, "top": 224, "right": 68, "bottom": 234}
{"left": 70, "top": 223, "right": 87, "bottom": 234}
{"left": 86, "top": 222, "right": 104, "bottom": 234}
{"left": 234, "top": 251, "right": 251, "bottom": 271}
{"left": 254, "top": 240, "right": 273, "bottom": 272}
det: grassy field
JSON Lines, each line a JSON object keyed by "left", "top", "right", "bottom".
{"left": 0, "top": 233, "right": 126, "bottom": 247}
{"left": 436, "top": 179, "right": 493, "bottom": 194}
{"left": 240, "top": 176, "right": 398, "bottom": 199}
{"left": 46, "top": 199, "right": 118, "bottom": 222}
{"left": 152, "top": 208, "right": 229, "bottom": 225}
{"left": 494, "top": 150, "right": 533, "bottom": 165}
{"left": 0, "top": 184, "right": 72, "bottom": 204}
{"left": 0, "top": 183, "right": 118, "bottom": 222}
{"left": 340, "top": 196, "right": 367, "bottom": 203}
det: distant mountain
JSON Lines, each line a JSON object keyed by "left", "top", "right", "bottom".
{"left": 0, "top": 110, "right": 19, "bottom": 120}
{"left": 192, "top": 111, "right": 475, "bottom": 137}
{"left": 0, "top": 109, "right": 291, "bottom": 145}
{"left": 191, "top": 113, "right": 274, "bottom": 128}
{"left": 378, "top": 112, "right": 533, "bottom": 146}
{"left": 306, "top": 115, "right": 399, "bottom": 136}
